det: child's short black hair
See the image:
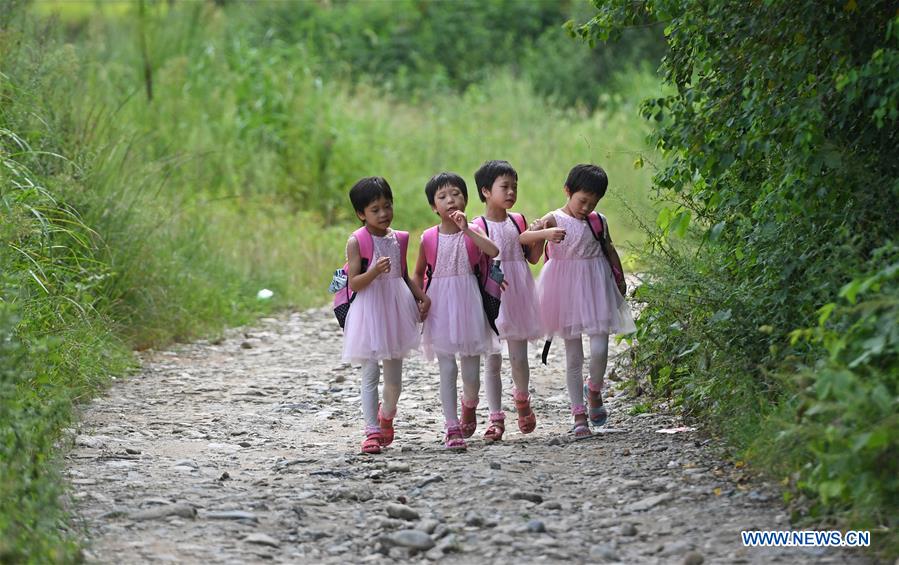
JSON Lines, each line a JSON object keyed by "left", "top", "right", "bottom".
{"left": 474, "top": 160, "right": 518, "bottom": 202}
{"left": 349, "top": 176, "right": 393, "bottom": 214}
{"left": 565, "top": 164, "right": 608, "bottom": 199}
{"left": 425, "top": 172, "right": 468, "bottom": 206}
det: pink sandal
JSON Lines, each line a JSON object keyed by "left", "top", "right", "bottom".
{"left": 444, "top": 423, "right": 467, "bottom": 451}
{"left": 484, "top": 411, "right": 505, "bottom": 442}
{"left": 361, "top": 428, "right": 383, "bottom": 454}
{"left": 378, "top": 404, "right": 396, "bottom": 446}
{"left": 570, "top": 405, "right": 592, "bottom": 440}
{"left": 460, "top": 397, "right": 478, "bottom": 438}
{"left": 513, "top": 389, "right": 537, "bottom": 434}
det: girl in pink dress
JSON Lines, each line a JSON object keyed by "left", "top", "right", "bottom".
{"left": 342, "top": 177, "right": 431, "bottom": 455}
{"left": 472, "top": 160, "right": 545, "bottom": 441}
{"left": 412, "top": 172, "right": 499, "bottom": 451}
{"left": 532, "top": 164, "right": 636, "bottom": 438}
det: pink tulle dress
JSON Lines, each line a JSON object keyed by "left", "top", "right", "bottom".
{"left": 485, "top": 217, "right": 542, "bottom": 341}
{"left": 536, "top": 210, "right": 636, "bottom": 339}
{"left": 421, "top": 229, "right": 500, "bottom": 361}
{"left": 341, "top": 230, "right": 421, "bottom": 362}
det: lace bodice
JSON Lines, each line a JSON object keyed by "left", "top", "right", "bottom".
{"left": 371, "top": 231, "right": 403, "bottom": 280}
{"left": 431, "top": 230, "right": 473, "bottom": 278}
{"left": 546, "top": 210, "right": 603, "bottom": 260}
{"left": 485, "top": 217, "right": 525, "bottom": 262}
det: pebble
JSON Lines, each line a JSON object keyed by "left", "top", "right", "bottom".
{"left": 683, "top": 551, "right": 705, "bottom": 565}
{"left": 589, "top": 544, "right": 619, "bottom": 561}
{"left": 386, "top": 503, "right": 420, "bottom": 521}
{"left": 417, "top": 475, "right": 444, "bottom": 488}
{"left": 464, "top": 512, "right": 484, "bottom": 527}
{"left": 387, "top": 462, "right": 411, "bottom": 473}
{"left": 511, "top": 491, "right": 543, "bottom": 504}
{"left": 244, "top": 533, "right": 280, "bottom": 548}
{"left": 417, "top": 519, "right": 440, "bottom": 534}
{"left": 382, "top": 529, "right": 435, "bottom": 551}
{"left": 526, "top": 519, "right": 546, "bottom": 533}
{"left": 624, "top": 492, "right": 673, "bottom": 512}
{"left": 619, "top": 522, "right": 638, "bottom": 536}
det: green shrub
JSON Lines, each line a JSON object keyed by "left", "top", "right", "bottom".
{"left": 581, "top": 0, "right": 899, "bottom": 553}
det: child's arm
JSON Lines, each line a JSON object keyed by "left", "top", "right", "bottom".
{"left": 411, "top": 241, "right": 428, "bottom": 291}
{"left": 449, "top": 210, "right": 499, "bottom": 258}
{"left": 519, "top": 213, "right": 566, "bottom": 264}
{"left": 347, "top": 236, "right": 390, "bottom": 293}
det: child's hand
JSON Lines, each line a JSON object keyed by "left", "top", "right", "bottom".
{"left": 529, "top": 219, "right": 546, "bottom": 231}
{"left": 449, "top": 210, "right": 469, "bottom": 231}
{"left": 373, "top": 256, "right": 391, "bottom": 274}
{"left": 418, "top": 296, "right": 431, "bottom": 322}
{"left": 544, "top": 227, "right": 566, "bottom": 243}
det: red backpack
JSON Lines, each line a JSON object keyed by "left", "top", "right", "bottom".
{"left": 420, "top": 225, "right": 503, "bottom": 335}
{"left": 330, "top": 226, "right": 409, "bottom": 329}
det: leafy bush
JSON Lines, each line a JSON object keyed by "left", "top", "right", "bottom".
{"left": 580, "top": 0, "right": 899, "bottom": 553}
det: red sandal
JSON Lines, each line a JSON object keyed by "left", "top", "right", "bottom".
{"left": 484, "top": 411, "right": 505, "bottom": 442}
{"left": 444, "top": 423, "right": 467, "bottom": 451}
{"left": 378, "top": 404, "right": 396, "bottom": 446}
{"left": 513, "top": 389, "right": 537, "bottom": 434}
{"left": 361, "top": 428, "right": 383, "bottom": 454}
{"left": 460, "top": 397, "right": 478, "bottom": 438}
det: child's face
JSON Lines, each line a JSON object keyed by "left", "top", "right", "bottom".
{"left": 431, "top": 184, "right": 467, "bottom": 219}
{"left": 564, "top": 187, "right": 600, "bottom": 220}
{"left": 357, "top": 196, "right": 393, "bottom": 231}
{"left": 481, "top": 174, "right": 518, "bottom": 210}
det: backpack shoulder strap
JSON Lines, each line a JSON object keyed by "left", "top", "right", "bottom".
{"left": 421, "top": 226, "right": 440, "bottom": 291}
{"left": 395, "top": 230, "right": 410, "bottom": 278}
{"left": 463, "top": 225, "right": 481, "bottom": 269}
{"left": 598, "top": 213, "right": 611, "bottom": 244}
{"left": 586, "top": 211, "right": 604, "bottom": 242}
{"left": 422, "top": 226, "right": 439, "bottom": 269}
{"left": 352, "top": 226, "right": 374, "bottom": 270}
{"left": 509, "top": 212, "right": 526, "bottom": 234}
{"left": 474, "top": 216, "right": 488, "bottom": 236}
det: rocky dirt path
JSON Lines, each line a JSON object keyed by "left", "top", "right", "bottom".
{"left": 66, "top": 308, "right": 864, "bottom": 564}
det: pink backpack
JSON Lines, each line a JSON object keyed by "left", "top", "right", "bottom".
{"left": 330, "top": 226, "right": 409, "bottom": 329}
{"left": 420, "top": 225, "right": 503, "bottom": 335}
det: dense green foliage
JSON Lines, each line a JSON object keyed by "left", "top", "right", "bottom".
{"left": 2, "top": 0, "right": 660, "bottom": 559}
{"left": 251, "top": 0, "right": 665, "bottom": 108}
{"left": 581, "top": 0, "right": 898, "bottom": 553}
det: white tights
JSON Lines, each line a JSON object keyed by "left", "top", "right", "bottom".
{"left": 360, "top": 359, "right": 403, "bottom": 432}
{"left": 437, "top": 354, "right": 480, "bottom": 425}
{"left": 564, "top": 334, "right": 609, "bottom": 411}
{"left": 484, "top": 339, "right": 530, "bottom": 414}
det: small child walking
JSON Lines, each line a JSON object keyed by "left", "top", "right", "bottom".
{"left": 412, "top": 172, "right": 500, "bottom": 450}
{"left": 532, "top": 164, "right": 636, "bottom": 438}
{"left": 341, "top": 177, "right": 431, "bottom": 454}
{"left": 473, "top": 160, "right": 544, "bottom": 441}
